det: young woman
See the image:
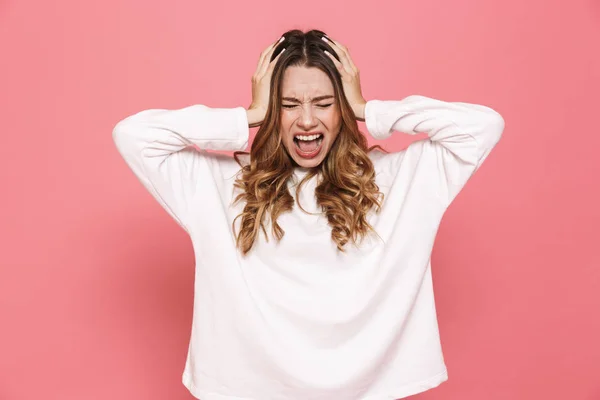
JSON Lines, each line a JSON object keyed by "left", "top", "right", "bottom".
{"left": 113, "top": 29, "right": 505, "bottom": 400}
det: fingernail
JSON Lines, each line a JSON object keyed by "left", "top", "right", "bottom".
{"left": 321, "top": 36, "right": 328, "bottom": 42}
{"left": 279, "top": 36, "right": 284, "bottom": 43}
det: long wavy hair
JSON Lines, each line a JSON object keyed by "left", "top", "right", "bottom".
{"left": 232, "top": 29, "right": 386, "bottom": 256}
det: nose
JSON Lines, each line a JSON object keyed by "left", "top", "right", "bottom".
{"left": 297, "top": 105, "right": 319, "bottom": 130}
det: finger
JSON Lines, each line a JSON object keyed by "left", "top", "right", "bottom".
{"left": 267, "top": 48, "right": 285, "bottom": 73}
{"left": 264, "top": 48, "right": 285, "bottom": 79}
{"left": 322, "top": 37, "right": 357, "bottom": 73}
{"left": 324, "top": 36, "right": 349, "bottom": 56}
{"left": 256, "top": 37, "right": 283, "bottom": 76}
{"left": 258, "top": 37, "right": 284, "bottom": 76}
{"left": 329, "top": 39, "right": 357, "bottom": 73}
{"left": 324, "top": 50, "right": 347, "bottom": 76}
{"left": 324, "top": 46, "right": 354, "bottom": 77}
{"left": 257, "top": 41, "right": 275, "bottom": 69}
{"left": 322, "top": 38, "right": 354, "bottom": 74}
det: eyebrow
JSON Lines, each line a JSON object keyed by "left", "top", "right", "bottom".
{"left": 281, "top": 95, "right": 335, "bottom": 103}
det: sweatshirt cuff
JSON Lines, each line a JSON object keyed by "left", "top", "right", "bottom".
{"left": 186, "top": 105, "right": 249, "bottom": 151}
{"left": 365, "top": 99, "right": 392, "bottom": 140}
{"left": 233, "top": 106, "right": 250, "bottom": 149}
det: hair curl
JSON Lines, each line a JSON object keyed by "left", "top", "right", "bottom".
{"left": 232, "top": 29, "right": 386, "bottom": 256}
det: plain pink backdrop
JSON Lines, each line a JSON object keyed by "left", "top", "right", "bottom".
{"left": 1, "top": 0, "right": 599, "bottom": 399}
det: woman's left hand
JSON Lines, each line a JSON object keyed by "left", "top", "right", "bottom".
{"left": 322, "top": 36, "right": 367, "bottom": 120}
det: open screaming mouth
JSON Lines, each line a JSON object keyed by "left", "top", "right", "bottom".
{"left": 293, "top": 133, "right": 324, "bottom": 156}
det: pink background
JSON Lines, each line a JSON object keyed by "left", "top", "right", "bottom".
{"left": 1, "top": 0, "right": 599, "bottom": 399}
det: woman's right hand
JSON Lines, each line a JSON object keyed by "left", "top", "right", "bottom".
{"left": 246, "top": 36, "right": 285, "bottom": 127}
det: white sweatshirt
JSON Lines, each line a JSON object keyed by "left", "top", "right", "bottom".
{"left": 112, "top": 94, "right": 504, "bottom": 400}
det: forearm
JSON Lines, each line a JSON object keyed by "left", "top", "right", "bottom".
{"left": 245, "top": 107, "right": 265, "bottom": 128}
{"left": 113, "top": 104, "right": 250, "bottom": 161}
{"left": 354, "top": 102, "right": 366, "bottom": 122}
{"left": 365, "top": 95, "right": 504, "bottom": 161}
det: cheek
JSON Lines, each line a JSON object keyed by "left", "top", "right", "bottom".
{"left": 279, "top": 119, "right": 295, "bottom": 149}
{"left": 326, "top": 106, "right": 341, "bottom": 123}
{"left": 327, "top": 111, "right": 342, "bottom": 135}
{"left": 279, "top": 115, "right": 291, "bottom": 136}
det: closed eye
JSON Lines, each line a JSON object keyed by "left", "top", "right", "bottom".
{"left": 282, "top": 104, "right": 333, "bottom": 109}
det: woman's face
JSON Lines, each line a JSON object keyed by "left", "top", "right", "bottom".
{"left": 279, "top": 66, "right": 342, "bottom": 168}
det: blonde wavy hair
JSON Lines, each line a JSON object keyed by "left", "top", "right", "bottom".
{"left": 232, "top": 29, "right": 386, "bottom": 256}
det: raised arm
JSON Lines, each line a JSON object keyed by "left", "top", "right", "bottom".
{"left": 365, "top": 94, "right": 505, "bottom": 207}
{"left": 112, "top": 105, "right": 249, "bottom": 232}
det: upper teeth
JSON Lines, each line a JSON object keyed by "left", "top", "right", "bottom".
{"left": 296, "top": 134, "right": 322, "bottom": 141}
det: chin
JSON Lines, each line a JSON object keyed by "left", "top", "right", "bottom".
{"left": 293, "top": 154, "right": 326, "bottom": 168}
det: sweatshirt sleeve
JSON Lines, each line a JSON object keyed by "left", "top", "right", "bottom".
{"left": 112, "top": 105, "right": 249, "bottom": 232}
{"left": 364, "top": 95, "right": 505, "bottom": 208}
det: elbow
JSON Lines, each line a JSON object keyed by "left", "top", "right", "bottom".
{"left": 471, "top": 108, "right": 504, "bottom": 153}
{"left": 112, "top": 120, "right": 123, "bottom": 142}
{"left": 488, "top": 111, "right": 505, "bottom": 144}
{"left": 112, "top": 119, "right": 137, "bottom": 154}
{"left": 112, "top": 120, "right": 127, "bottom": 149}
{"left": 476, "top": 104, "right": 505, "bottom": 145}
{"left": 112, "top": 109, "right": 162, "bottom": 150}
